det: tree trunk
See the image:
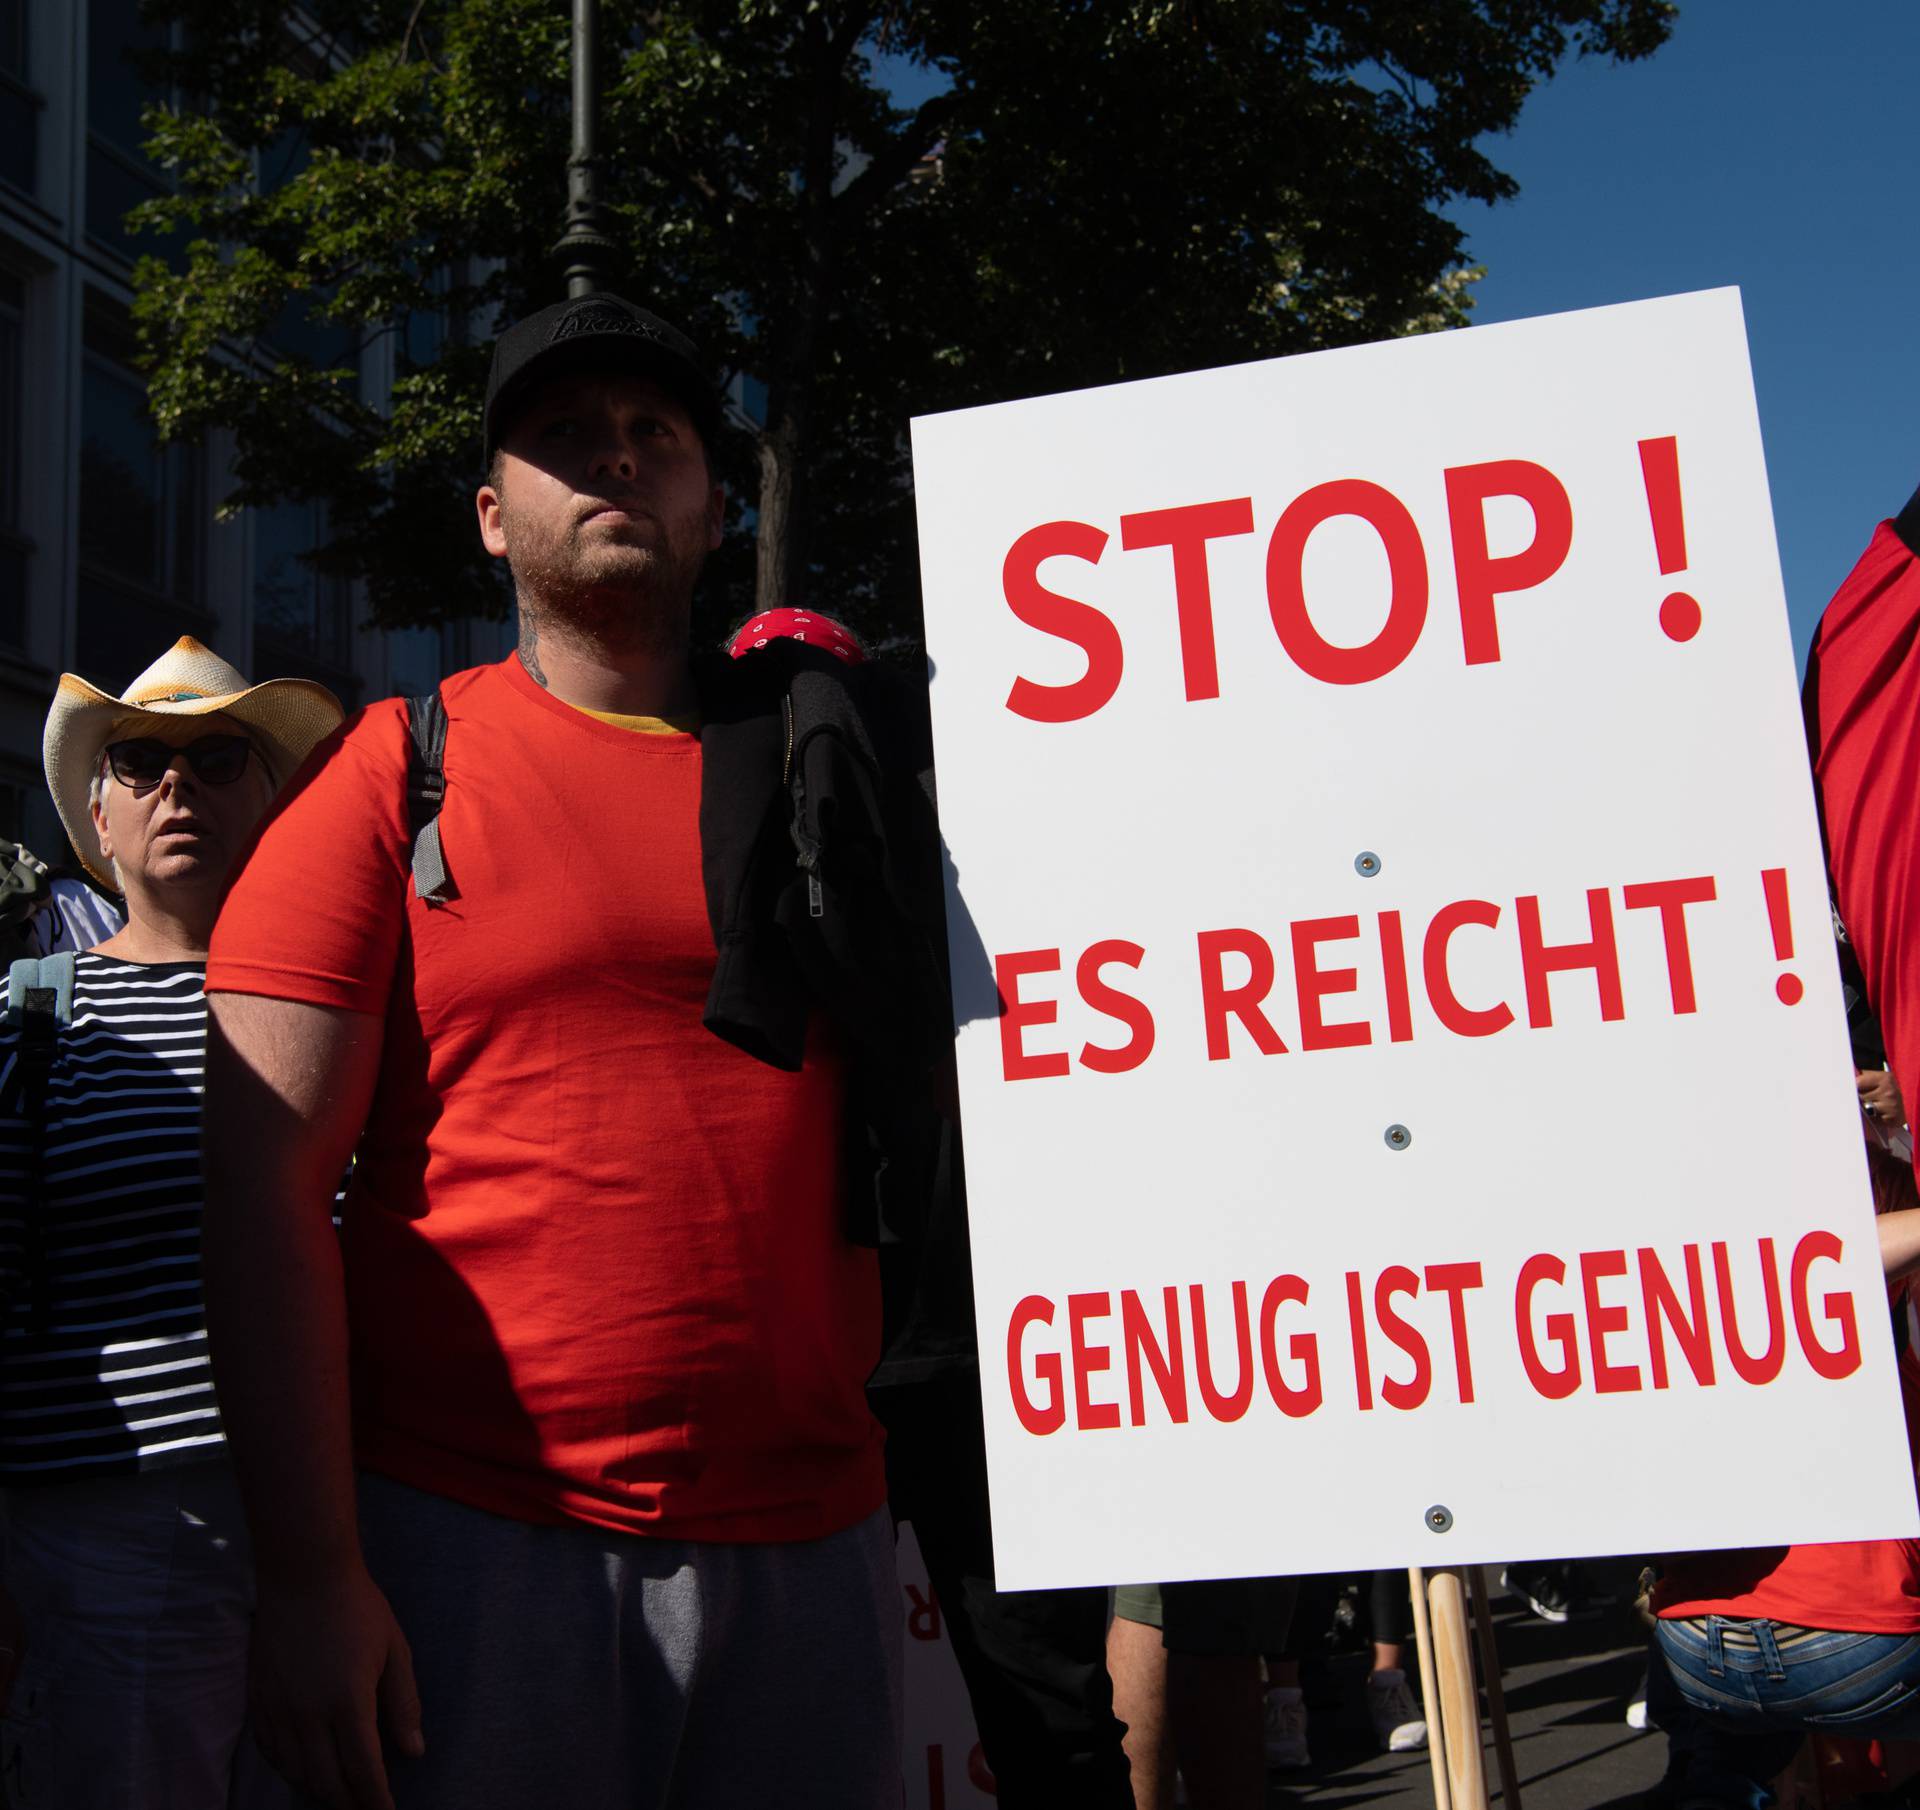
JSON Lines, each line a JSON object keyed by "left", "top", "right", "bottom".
{"left": 754, "top": 411, "right": 803, "bottom": 613}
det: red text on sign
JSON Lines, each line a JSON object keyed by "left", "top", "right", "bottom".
{"left": 1002, "top": 457, "right": 1580, "bottom": 721}
{"left": 1004, "top": 1234, "right": 1863, "bottom": 1437}
{"left": 994, "top": 875, "right": 1725, "bottom": 1081}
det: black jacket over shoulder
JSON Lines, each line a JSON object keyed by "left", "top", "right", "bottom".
{"left": 692, "top": 645, "right": 976, "bottom": 1381}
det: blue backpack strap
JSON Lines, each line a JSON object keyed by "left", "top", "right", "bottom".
{"left": 7, "top": 951, "right": 75, "bottom": 1031}
{"left": 404, "top": 691, "right": 456, "bottom": 909}
{"left": 6, "top": 950, "right": 73, "bottom": 1333}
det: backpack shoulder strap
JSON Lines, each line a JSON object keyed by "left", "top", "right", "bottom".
{"left": 6, "top": 950, "right": 74, "bottom": 1333}
{"left": 6, "top": 951, "right": 76, "bottom": 1032}
{"left": 404, "top": 691, "right": 456, "bottom": 909}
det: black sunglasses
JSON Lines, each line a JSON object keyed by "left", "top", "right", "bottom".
{"left": 104, "top": 734, "right": 255, "bottom": 791}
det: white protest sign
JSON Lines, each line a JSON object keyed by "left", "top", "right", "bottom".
{"left": 897, "top": 1524, "right": 995, "bottom": 1810}
{"left": 910, "top": 288, "right": 1920, "bottom": 1591}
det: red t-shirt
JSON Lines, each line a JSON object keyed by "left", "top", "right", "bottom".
{"left": 1656, "top": 1300, "right": 1920, "bottom": 1631}
{"left": 207, "top": 655, "right": 886, "bottom": 1543}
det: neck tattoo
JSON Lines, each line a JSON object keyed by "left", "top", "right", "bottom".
{"left": 517, "top": 611, "right": 548, "bottom": 688}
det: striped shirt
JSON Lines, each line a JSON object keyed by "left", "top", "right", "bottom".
{"left": 0, "top": 955, "right": 223, "bottom": 1481}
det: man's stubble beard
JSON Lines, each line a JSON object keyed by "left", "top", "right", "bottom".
{"left": 501, "top": 492, "right": 709, "bottom": 660}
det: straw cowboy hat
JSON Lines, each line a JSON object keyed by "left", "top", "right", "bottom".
{"left": 44, "top": 636, "right": 344, "bottom": 889}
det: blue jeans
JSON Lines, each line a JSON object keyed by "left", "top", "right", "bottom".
{"left": 1, "top": 1459, "right": 288, "bottom": 1809}
{"left": 1650, "top": 1615, "right": 1920, "bottom": 1809}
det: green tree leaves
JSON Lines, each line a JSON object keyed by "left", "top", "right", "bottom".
{"left": 129, "top": 0, "right": 1674, "bottom": 647}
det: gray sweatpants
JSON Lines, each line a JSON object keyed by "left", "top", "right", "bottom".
{"left": 352, "top": 1473, "right": 903, "bottom": 1810}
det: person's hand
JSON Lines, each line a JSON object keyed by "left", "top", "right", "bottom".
{"left": 0, "top": 1581, "right": 25, "bottom": 1712}
{"left": 1859, "top": 1067, "right": 1905, "bottom": 1126}
{"left": 249, "top": 1560, "right": 424, "bottom": 1810}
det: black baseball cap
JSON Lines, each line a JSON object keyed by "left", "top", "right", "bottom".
{"left": 482, "top": 294, "right": 723, "bottom": 461}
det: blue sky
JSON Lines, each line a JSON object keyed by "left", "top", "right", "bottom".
{"left": 882, "top": 3, "right": 1916, "bottom": 667}
{"left": 1458, "top": 0, "right": 1918, "bottom": 668}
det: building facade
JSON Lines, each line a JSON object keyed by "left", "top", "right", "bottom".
{"left": 0, "top": 0, "right": 510, "bottom": 858}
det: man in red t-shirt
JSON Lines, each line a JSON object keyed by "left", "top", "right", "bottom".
{"left": 1645, "top": 1139, "right": 1920, "bottom": 1807}
{"left": 200, "top": 297, "right": 897, "bottom": 1810}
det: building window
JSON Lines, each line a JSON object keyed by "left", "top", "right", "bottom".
{"left": 86, "top": 0, "right": 169, "bottom": 257}
{"left": 0, "top": 268, "right": 27, "bottom": 649}
{"left": 386, "top": 618, "right": 511, "bottom": 697}
{"left": 0, "top": 0, "right": 37, "bottom": 197}
{"left": 386, "top": 623, "right": 448, "bottom": 699}
{"left": 252, "top": 497, "right": 357, "bottom": 701}
{"left": 77, "top": 294, "right": 207, "bottom": 689}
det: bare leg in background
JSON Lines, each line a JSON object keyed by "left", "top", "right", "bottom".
{"left": 1107, "top": 1614, "right": 1175, "bottom": 1810}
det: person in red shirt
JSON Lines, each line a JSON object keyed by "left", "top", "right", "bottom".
{"left": 199, "top": 297, "right": 902, "bottom": 1810}
{"left": 1645, "top": 1137, "right": 1920, "bottom": 1808}
{"left": 1807, "top": 483, "right": 1920, "bottom": 1142}
{"left": 1637, "top": 500, "right": 1920, "bottom": 1809}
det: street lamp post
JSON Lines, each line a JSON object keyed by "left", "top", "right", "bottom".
{"left": 555, "top": 0, "right": 617, "bottom": 298}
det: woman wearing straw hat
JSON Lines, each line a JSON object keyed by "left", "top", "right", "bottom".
{"left": 0, "top": 637, "right": 340, "bottom": 1807}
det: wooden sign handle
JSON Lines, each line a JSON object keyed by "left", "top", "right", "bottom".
{"left": 1409, "top": 1563, "right": 1522, "bottom": 1809}
{"left": 1470, "top": 1565, "right": 1523, "bottom": 1809}
{"left": 1427, "top": 1566, "right": 1490, "bottom": 1809}
{"left": 1407, "top": 1566, "right": 1453, "bottom": 1810}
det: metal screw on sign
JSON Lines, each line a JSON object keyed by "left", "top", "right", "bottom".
{"left": 1384, "top": 1123, "right": 1412, "bottom": 1151}
{"left": 1426, "top": 1504, "right": 1454, "bottom": 1534}
{"left": 1354, "top": 851, "right": 1382, "bottom": 878}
